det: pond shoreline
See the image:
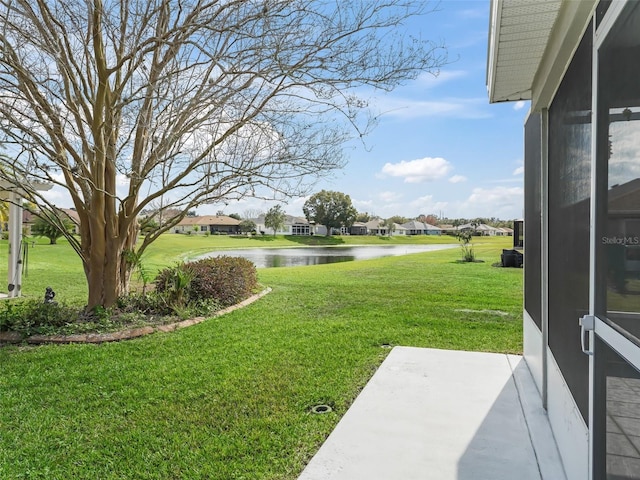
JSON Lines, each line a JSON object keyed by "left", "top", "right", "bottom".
{"left": 193, "top": 244, "right": 458, "bottom": 268}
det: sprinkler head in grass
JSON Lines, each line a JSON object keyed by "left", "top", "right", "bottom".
{"left": 311, "top": 404, "right": 332, "bottom": 414}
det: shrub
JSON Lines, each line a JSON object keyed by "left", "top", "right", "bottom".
{"left": 455, "top": 228, "right": 477, "bottom": 262}
{"left": 116, "top": 292, "right": 222, "bottom": 320}
{"left": 116, "top": 292, "right": 175, "bottom": 316}
{"left": 156, "top": 256, "right": 258, "bottom": 307}
{"left": 0, "top": 257, "right": 257, "bottom": 337}
{"left": 188, "top": 256, "right": 258, "bottom": 306}
{"left": 154, "top": 263, "right": 195, "bottom": 309}
{"left": 0, "top": 299, "right": 81, "bottom": 336}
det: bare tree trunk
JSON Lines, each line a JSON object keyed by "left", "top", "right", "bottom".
{"left": 83, "top": 219, "right": 137, "bottom": 310}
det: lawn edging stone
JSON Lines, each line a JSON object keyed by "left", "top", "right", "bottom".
{"left": 0, "top": 287, "right": 272, "bottom": 345}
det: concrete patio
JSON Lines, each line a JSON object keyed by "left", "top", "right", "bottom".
{"left": 298, "top": 347, "right": 566, "bottom": 480}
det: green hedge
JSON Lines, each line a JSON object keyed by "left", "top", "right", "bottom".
{"left": 155, "top": 256, "right": 258, "bottom": 307}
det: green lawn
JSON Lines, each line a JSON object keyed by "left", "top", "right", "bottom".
{"left": 0, "top": 233, "right": 474, "bottom": 302}
{"left": 0, "top": 235, "right": 522, "bottom": 479}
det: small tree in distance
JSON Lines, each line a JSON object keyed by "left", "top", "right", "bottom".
{"left": 264, "top": 205, "right": 286, "bottom": 236}
{"left": 455, "top": 221, "right": 479, "bottom": 262}
{"left": 303, "top": 190, "right": 357, "bottom": 236}
{"left": 356, "top": 212, "right": 372, "bottom": 222}
{"left": 239, "top": 219, "right": 257, "bottom": 235}
{"left": 382, "top": 218, "right": 396, "bottom": 236}
{"left": 31, "top": 213, "right": 74, "bottom": 245}
{"left": 388, "top": 215, "right": 409, "bottom": 225}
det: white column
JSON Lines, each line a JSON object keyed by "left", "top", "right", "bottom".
{"left": 7, "top": 191, "right": 23, "bottom": 298}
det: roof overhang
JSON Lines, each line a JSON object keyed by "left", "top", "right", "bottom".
{"left": 487, "top": 0, "right": 598, "bottom": 109}
{"left": 0, "top": 178, "right": 53, "bottom": 200}
{"left": 487, "top": 0, "right": 563, "bottom": 103}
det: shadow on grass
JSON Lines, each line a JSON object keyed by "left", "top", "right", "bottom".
{"left": 284, "top": 235, "right": 345, "bottom": 246}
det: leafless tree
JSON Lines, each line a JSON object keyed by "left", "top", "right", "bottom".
{"left": 0, "top": 0, "right": 446, "bottom": 309}
{"left": 242, "top": 209, "right": 264, "bottom": 221}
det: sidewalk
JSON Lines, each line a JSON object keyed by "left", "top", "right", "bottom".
{"left": 298, "top": 347, "right": 566, "bottom": 480}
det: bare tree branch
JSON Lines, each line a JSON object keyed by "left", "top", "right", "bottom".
{"left": 0, "top": 0, "right": 447, "bottom": 308}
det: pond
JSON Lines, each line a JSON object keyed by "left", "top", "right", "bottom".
{"left": 196, "top": 244, "right": 457, "bottom": 268}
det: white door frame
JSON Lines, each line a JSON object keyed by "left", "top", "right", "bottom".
{"left": 587, "top": 3, "right": 640, "bottom": 479}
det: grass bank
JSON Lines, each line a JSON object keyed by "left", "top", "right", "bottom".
{"left": 0, "top": 237, "right": 522, "bottom": 479}
{"left": 0, "top": 233, "right": 467, "bottom": 303}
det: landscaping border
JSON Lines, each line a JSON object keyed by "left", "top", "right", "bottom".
{"left": 0, "top": 287, "right": 272, "bottom": 345}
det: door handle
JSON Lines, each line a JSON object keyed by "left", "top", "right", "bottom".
{"left": 579, "top": 315, "right": 595, "bottom": 356}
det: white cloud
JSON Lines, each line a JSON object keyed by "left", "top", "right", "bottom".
{"left": 459, "top": 186, "right": 523, "bottom": 218}
{"left": 41, "top": 186, "right": 72, "bottom": 206}
{"left": 513, "top": 101, "right": 527, "bottom": 111}
{"left": 467, "top": 186, "right": 522, "bottom": 202}
{"left": 371, "top": 95, "right": 492, "bottom": 120}
{"left": 381, "top": 157, "right": 452, "bottom": 183}
{"left": 287, "top": 196, "right": 308, "bottom": 211}
{"left": 449, "top": 175, "right": 467, "bottom": 183}
{"left": 409, "top": 195, "right": 449, "bottom": 214}
{"left": 379, "top": 191, "right": 402, "bottom": 202}
{"left": 414, "top": 70, "right": 468, "bottom": 89}
{"left": 608, "top": 121, "right": 640, "bottom": 186}
{"left": 353, "top": 199, "right": 374, "bottom": 211}
{"left": 199, "top": 197, "right": 305, "bottom": 218}
{"left": 33, "top": 171, "right": 133, "bottom": 210}
{"left": 512, "top": 159, "right": 524, "bottom": 176}
{"left": 418, "top": 194, "right": 434, "bottom": 202}
{"left": 116, "top": 173, "right": 130, "bottom": 186}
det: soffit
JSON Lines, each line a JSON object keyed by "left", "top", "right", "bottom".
{"left": 487, "top": 0, "right": 562, "bottom": 103}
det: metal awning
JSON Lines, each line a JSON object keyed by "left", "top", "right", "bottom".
{"left": 487, "top": 0, "right": 562, "bottom": 103}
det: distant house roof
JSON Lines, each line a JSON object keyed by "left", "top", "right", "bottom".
{"left": 285, "top": 215, "right": 309, "bottom": 225}
{"left": 401, "top": 221, "right": 441, "bottom": 231}
{"left": 22, "top": 209, "right": 36, "bottom": 223}
{"left": 364, "top": 219, "right": 386, "bottom": 230}
{"left": 177, "top": 215, "right": 240, "bottom": 226}
{"left": 253, "top": 214, "right": 310, "bottom": 226}
{"left": 457, "top": 223, "right": 500, "bottom": 233}
{"left": 59, "top": 208, "right": 80, "bottom": 226}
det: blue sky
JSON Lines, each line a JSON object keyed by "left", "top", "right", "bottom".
{"left": 38, "top": 0, "right": 527, "bottom": 222}
{"left": 214, "top": 0, "right": 529, "bottom": 221}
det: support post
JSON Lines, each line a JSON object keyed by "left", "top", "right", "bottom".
{"left": 7, "top": 191, "right": 23, "bottom": 298}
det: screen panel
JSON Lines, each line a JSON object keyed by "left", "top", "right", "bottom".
{"left": 548, "top": 24, "right": 592, "bottom": 423}
{"left": 524, "top": 113, "right": 541, "bottom": 329}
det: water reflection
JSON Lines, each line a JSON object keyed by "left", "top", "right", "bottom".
{"left": 196, "top": 244, "right": 456, "bottom": 268}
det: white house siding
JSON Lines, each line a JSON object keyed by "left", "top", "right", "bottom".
{"left": 292, "top": 224, "right": 311, "bottom": 235}
{"left": 252, "top": 215, "right": 314, "bottom": 236}
{"left": 392, "top": 224, "right": 407, "bottom": 236}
